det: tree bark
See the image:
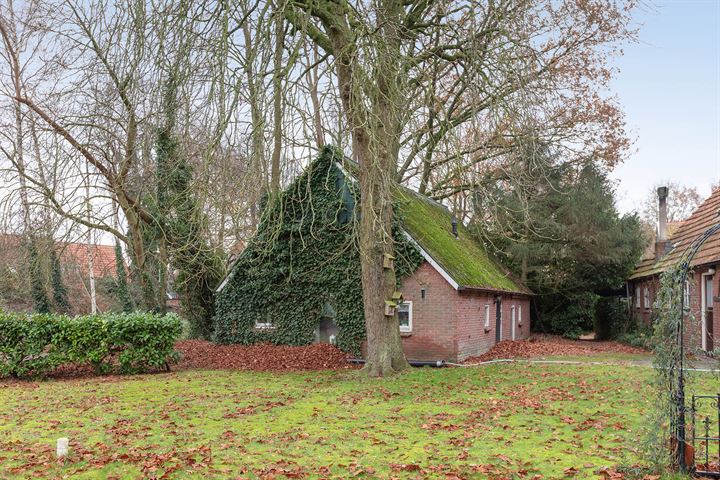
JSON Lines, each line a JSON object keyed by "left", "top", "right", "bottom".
{"left": 269, "top": 11, "right": 285, "bottom": 193}
{"left": 320, "top": 0, "right": 409, "bottom": 376}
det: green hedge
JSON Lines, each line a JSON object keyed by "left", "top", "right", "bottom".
{"left": 0, "top": 312, "right": 182, "bottom": 378}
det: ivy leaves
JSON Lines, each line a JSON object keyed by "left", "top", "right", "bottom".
{"left": 214, "top": 147, "right": 423, "bottom": 354}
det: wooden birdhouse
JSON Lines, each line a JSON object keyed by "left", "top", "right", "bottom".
{"left": 392, "top": 291, "right": 403, "bottom": 304}
{"left": 383, "top": 253, "right": 395, "bottom": 270}
{"left": 384, "top": 300, "right": 396, "bottom": 317}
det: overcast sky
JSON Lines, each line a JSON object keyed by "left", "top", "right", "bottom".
{"left": 610, "top": 0, "right": 720, "bottom": 214}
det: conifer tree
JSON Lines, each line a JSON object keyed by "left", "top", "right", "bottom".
{"left": 50, "top": 248, "right": 70, "bottom": 313}
{"left": 27, "top": 238, "right": 49, "bottom": 313}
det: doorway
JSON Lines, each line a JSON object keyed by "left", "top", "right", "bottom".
{"left": 702, "top": 273, "right": 714, "bottom": 352}
{"left": 495, "top": 297, "right": 502, "bottom": 343}
{"left": 315, "top": 302, "right": 339, "bottom": 345}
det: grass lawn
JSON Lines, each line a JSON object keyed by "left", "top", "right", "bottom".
{"left": 0, "top": 360, "right": 716, "bottom": 479}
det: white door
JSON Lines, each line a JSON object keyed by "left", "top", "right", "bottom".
{"left": 701, "top": 273, "right": 714, "bottom": 351}
{"left": 511, "top": 305, "right": 516, "bottom": 340}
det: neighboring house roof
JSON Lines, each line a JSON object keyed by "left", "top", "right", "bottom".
{"left": 394, "top": 187, "right": 529, "bottom": 294}
{"left": 59, "top": 242, "right": 118, "bottom": 279}
{"left": 0, "top": 233, "right": 118, "bottom": 279}
{"left": 630, "top": 187, "right": 720, "bottom": 280}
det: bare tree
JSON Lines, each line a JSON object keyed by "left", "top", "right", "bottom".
{"left": 285, "top": 0, "right": 636, "bottom": 376}
{"left": 640, "top": 182, "right": 705, "bottom": 229}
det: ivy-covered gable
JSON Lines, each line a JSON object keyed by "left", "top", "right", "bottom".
{"left": 213, "top": 147, "right": 423, "bottom": 353}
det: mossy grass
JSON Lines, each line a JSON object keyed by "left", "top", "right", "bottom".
{"left": 0, "top": 361, "right": 713, "bottom": 478}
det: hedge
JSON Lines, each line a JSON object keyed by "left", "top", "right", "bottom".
{"left": 0, "top": 312, "right": 182, "bottom": 378}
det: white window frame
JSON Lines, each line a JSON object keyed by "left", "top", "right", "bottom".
{"left": 683, "top": 280, "right": 690, "bottom": 309}
{"left": 510, "top": 305, "right": 516, "bottom": 340}
{"left": 255, "top": 317, "right": 274, "bottom": 329}
{"left": 635, "top": 286, "right": 641, "bottom": 308}
{"left": 643, "top": 286, "right": 650, "bottom": 309}
{"left": 518, "top": 305, "right": 523, "bottom": 327}
{"left": 398, "top": 301, "right": 413, "bottom": 333}
{"left": 701, "top": 273, "right": 714, "bottom": 351}
{"left": 484, "top": 304, "right": 490, "bottom": 329}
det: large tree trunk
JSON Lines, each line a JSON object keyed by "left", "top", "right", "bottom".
{"left": 324, "top": 0, "right": 410, "bottom": 376}
{"left": 357, "top": 144, "right": 408, "bottom": 376}
{"left": 269, "top": 12, "right": 285, "bottom": 194}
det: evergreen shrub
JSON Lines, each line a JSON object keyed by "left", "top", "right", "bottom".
{"left": 542, "top": 292, "right": 599, "bottom": 338}
{"left": 0, "top": 312, "right": 182, "bottom": 378}
{"left": 594, "top": 296, "right": 635, "bottom": 340}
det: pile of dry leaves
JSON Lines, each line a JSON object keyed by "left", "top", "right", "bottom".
{"left": 175, "top": 340, "right": 354, "bottom": 372}
{"left": 463, "top": 335, "right": 648, "bottom": 364}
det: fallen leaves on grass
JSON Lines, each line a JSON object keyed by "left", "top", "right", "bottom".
{"left": 464, "top": 335, "right": 647, "bottom": 363}
{"left": 175, "top": 340, "right": 353, "bottom": 372}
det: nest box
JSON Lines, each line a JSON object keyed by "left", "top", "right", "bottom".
{"left": 384, "top": 300, "right": 396, "bottom": 317}
{"left": 383, "top": 253, "right": 395, "bottom": 269}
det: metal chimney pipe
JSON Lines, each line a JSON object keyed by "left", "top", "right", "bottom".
{"left": 657, "top": 186, "right": 669, "bottom": 241}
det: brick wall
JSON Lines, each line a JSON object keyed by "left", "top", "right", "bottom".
{"left": 630, "top": 263, "right": 719, "bottom": 353}
{"left": 630, "top": 277, "right": 660, "bottom": 327}
{"left": 399, "top": 261, "right": 531, "bottom": 362}
{"left": 713, "top": 270, "right": 719, "bottom": 352}
{"left": 454, "top": 291, "right": 531, "bottom": 361}
{"left": 399, "top": 262, "right": 458, "bottom": 361}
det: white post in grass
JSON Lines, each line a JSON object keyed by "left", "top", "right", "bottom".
{"left": 56, "top": 438, "right": 69, "bottom": 458}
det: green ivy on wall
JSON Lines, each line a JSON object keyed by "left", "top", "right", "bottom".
{"left": 213, "top": 146, "right": 424, "bottom": 355}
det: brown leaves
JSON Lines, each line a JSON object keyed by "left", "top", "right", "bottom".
{"left": 463, "top": 335, "right": 647, "bottom": 364}
{"left": 175, "top": 340, "right": 354, "bottom": 373}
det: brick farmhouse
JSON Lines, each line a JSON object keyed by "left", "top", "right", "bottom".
{"left": 215, "top": 150, "right": 531, "bottom": 362}
{"left": 382, "top": 187, "right": 532, "bottom": 362}
{"left": 627, "top": 186, "right": 720, "bottom": 353}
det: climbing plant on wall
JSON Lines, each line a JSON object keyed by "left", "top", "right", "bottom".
{"left": 213, "top": 147, "right": 423, "bottom": 355}
{"left": 26, "top": 237, "right": 50, "bottom": 314}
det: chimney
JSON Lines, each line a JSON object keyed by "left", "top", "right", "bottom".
{"left": 451, "top": 217, "right": 458, "bottom": 239}
{"left": 655, "top": 186, "right": 670, "bottom": 259}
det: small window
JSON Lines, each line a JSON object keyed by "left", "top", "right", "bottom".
{"left": 683, "top": 280, "right": 690, "bottom": 309}
{"left": 398, "top": 301, "right": 412, "bottom": 333}
{"left": 643, "top": 286, "right": 650, "bottom": 309}
{"left": 255, "top": 314, "right": 274, "bottom": 329}
{"left": 635, "top": 286, "right": 641, "bottom": 308}
{"left": 484, "top": 304, "right": 490, "bottom": 329}
{"left": 705, "top": 275, "right": 714, "bottom": 308}
{"left": 518, "top": 305, "right": 522, "bottom": 326}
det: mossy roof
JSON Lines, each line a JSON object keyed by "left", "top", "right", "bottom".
{"left": 393, "top": 187, "right": 529, "bottom": 294}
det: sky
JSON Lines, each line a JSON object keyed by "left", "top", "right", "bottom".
{"left": 610, "top": 0, "right": 720, "bottom": 214}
